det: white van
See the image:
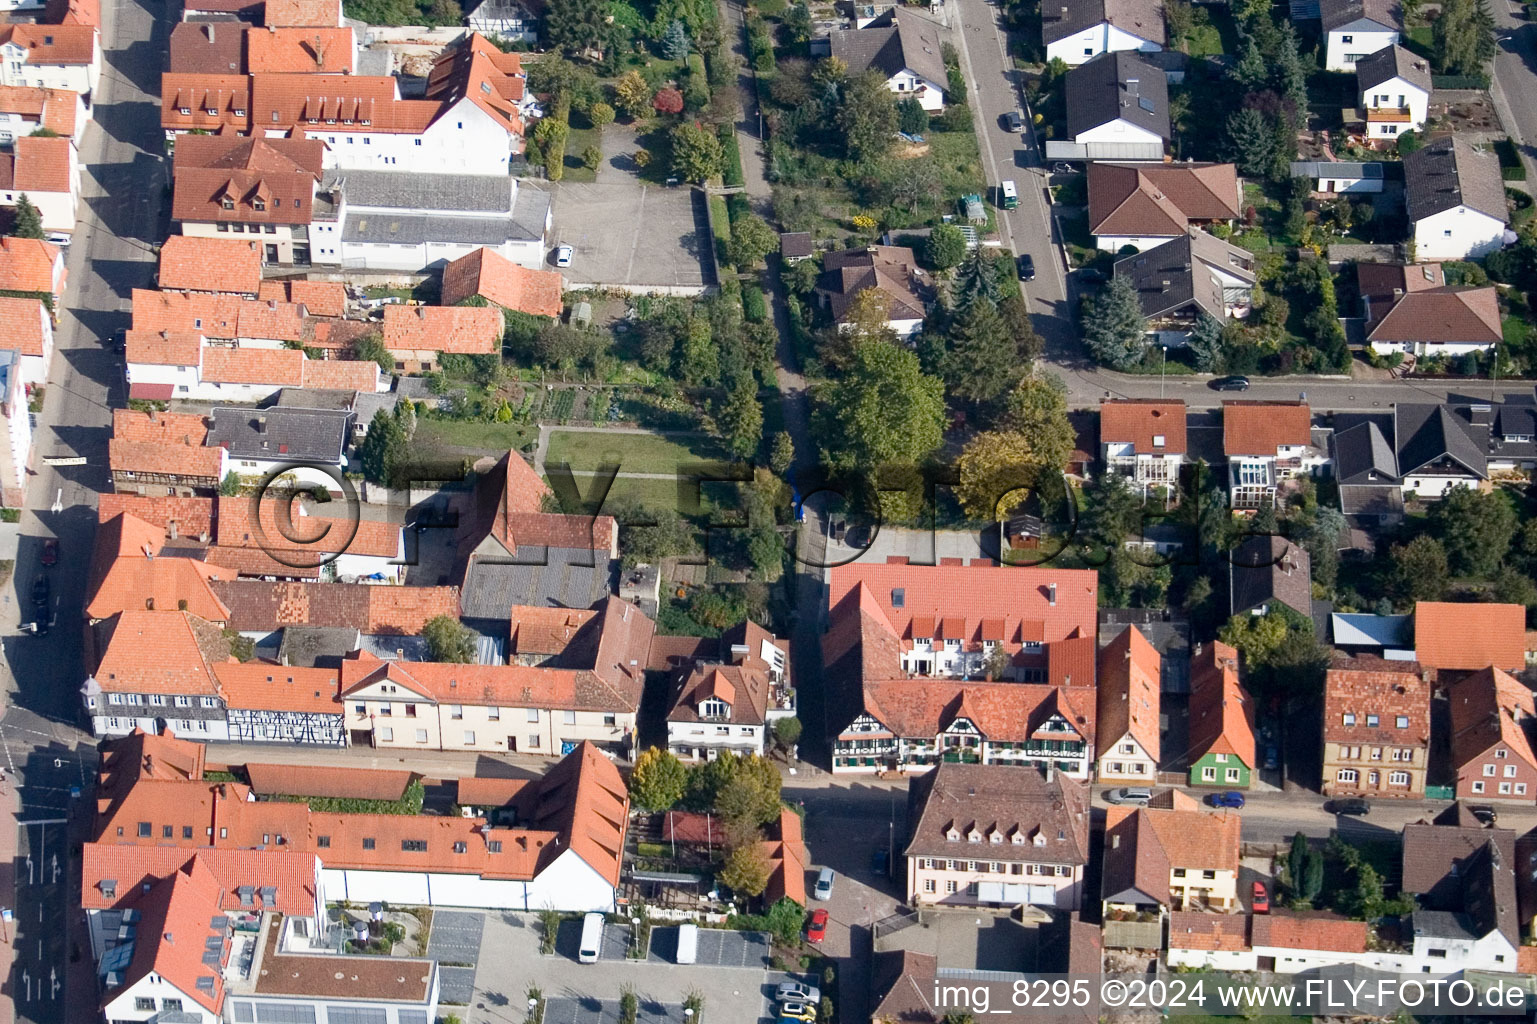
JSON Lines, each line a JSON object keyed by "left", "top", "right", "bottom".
{"left": 675, "top": 923, "right": 698, "bottom": 964}
{"left": 578, "top": 912, "right": 604, "bottom": 963}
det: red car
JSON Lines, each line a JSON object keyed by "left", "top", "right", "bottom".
{"left": 40, "top": 539, "right": 57, "bottom": 566}
{"left": 1252, "top": 881, "right": 1270, "bottom": 914}
{"left": 806, "top": 908, "right": 828, "bottom": 943}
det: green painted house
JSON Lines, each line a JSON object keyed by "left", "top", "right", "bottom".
{"left": 1186, "top": 641, "right": 1256, "bottom": 788}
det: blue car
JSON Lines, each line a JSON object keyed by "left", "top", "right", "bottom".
{"left": 1207, "top": 791, "right": 1246, "bottom": 809}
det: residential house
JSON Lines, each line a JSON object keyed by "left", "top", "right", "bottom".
{"left": 663, "top": 620, "right": 795, "bottom": 760}
{"left": 212, "top": 492, "right": 403, "bottom": 582}
{"left": 779, "top": 232, "right": 814, "bottom": 264}
{"left": 88, "top": 736, "right": 631, "bottom": 913}
{"left": 80, "top": 609, "right": 236, "bottom": 739}
{"left": 265, "top": 0, "right": 345, "bottom": 27}
{"left": 0, "top": 294, "right": 52, "bottom": 386}
{"left": 0, "top": 235, "right": 65, "bottom": 307}
{"left": 1184, "top": 641, "right": 1255, "bottom": 788}
{"left": 84, "top": 510, "right": 231, "bottom": 625}
{"left": 0, "top": 347, "right": 30, "bottom": 506}
{"left": 1166, "top": 911, "right": 1253, "bottom": 970}
{"left": 1112, "top": 227, "right": 1256, "bottom": 343}
{"left": 207, "top": 405, "right": 354, "bottom": 496}
{"left": 0, "top": 23, "right": 100, "bottom": 96}
{"left": 452, "top": 450, "right": 619, "bottom": 630}
{"left": 1360, "top": 262, "right": 1500, "bottom": 358}
{"left": 1098, "top": 399, "right": 1186, "bottom": 498}
{"left": 1095, "top": 624, "right": 1160, "bottom": 783}
{"left": 215, "top": 661, "right": 345, "bottom": 744}
{"left": 257, "top": 278, "right": 345, "bottom": 316}
{"left": 1041, "top": 0, "right": 1164, "bottom": 66}
{"left": 439, "top": 246, "right": 563, "bottom": 318}
{"left": 1223, "top": 400, "right": 1317, "bottom": 508}
{"left": 869, "top": 951, "right": 940, "bottom": 1024}
{"left": 903, "top": 761, "right": 1091, "bottom": 909}
{"left": 167, "top": 20, "right": 246, "bottom": 74}
{"left": 212, "top": 577, "right": 461, "bottom": 663}
{"left": 125, "top": 326, "right": 381, "bottom": 402}
{"left": 1401, "top": 819, "right": 1521, "bottom": 971}
{"left": 1322, "top": 654, "right": 1431, "bottom": 797}
{"left": 1087, "top": 162, "right": 1241, "bottom": 251}
{"left": 815, "top": 245, "right": 928, "bottom": 337}
{"left": 1289, "top": 159, "right": 1387, "bottom": 194}
{"left": 465, "top": 0, "right": 541, "bottom": 41}
{"left": 1102, "top": 797, "right": 1242, "bottom": 918}
{"left": 171, "top": 135, "right": 325, "bottom": 266}
{"left": 1058, "top": 51, "right": 1168, "bottom": 161}
{"left": 1331, "top": 611, "right": 1414, "bottom": 658}
{"left": 1393, "top": 403, "right": 1489, "bottom": 497}
{"left": 1415, "top": 601, "right": 1527, "bottom": 675}
{"left": 160, "top": 72, "right": 251, "bottom": 136}
{"left": 340, "top": 597, "right": 652, "bottom": 758}
{"left": 244, "top": 25, "right": 356, "bottom": 74}
{"left": 0, "top": 83, "right": 82, "bottom": 142}
{"left": 109, "top": 409, "right": 226, "bottom": 496}
{"left": 157, "top": 235, "right": 263, "bottom": 296}
{"left": 1406, "top": 138, "right": 1508, "bottom": 261}
{"left": 759, "top": 807, "right": 808, "bottom": 906}
{"left": 1356, "top": 44, "right": 1430, "bottom": 140}
{"left": 1229, "top": 535, "right": 1312, "bottom": 619}
{"left": 825, "top": 9, "right": 947, "bottom": 112}
{"left": 1449, "top": 666, "right": 1537, "bottom": 802}
{"left": 1321, "top": 0, "right": 1402, "bottom": 70}
{"left": 1332, "top": 417, "right": 1404, "bottom": 528}
{"left": 382, "top": 304, "right": 503, "bottom": 373}
{"left": 0, "top": 133, "right": 79, "bottom": 234}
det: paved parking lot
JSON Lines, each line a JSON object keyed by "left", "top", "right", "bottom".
{"left": 647, "top": 927, "right": 771, "bottom": 967}
{"left": 427, "top": 910, "right": 485, "bottom": 966}
{"left": 542, "top": 998, "right": 681, "bottom": 1024}
{"left": 439, "top": 966, "right": 476, "bottom": 1004}
{"left": 549, "top": 182, "right": 711, "bottom": 294}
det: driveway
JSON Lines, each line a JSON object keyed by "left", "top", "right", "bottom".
{"left": 548, "top": 181, "right": 712, "bottom": 295}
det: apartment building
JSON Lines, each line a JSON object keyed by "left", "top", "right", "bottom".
{"left": 1322, "top": 655, "right": 1431, "bottom": 797}
{"left": 662, "top": 619, "right": 795, "bottom": 760}
{"left": 1449, "top": 667, "right": 1537, "bottom": 802}
{"left": 1185, "top": 641, "right": 1256, "bottom": 788}
{"left": 1094, "top": 624, "right": 1160, "bottom": 783}
{"left": 1102, "top": 795, "right": 1242, "bottom": 916}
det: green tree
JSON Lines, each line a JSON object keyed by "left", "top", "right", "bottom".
{"left": 1228, "top": 36, "right": 1269, "bottom": 90}
{"left": 1186, "top": 312, "right": 1226, "bottom": 372}
{"left": 581, "top": 144, "right": 601, "bottom": 169}
{"left": 955, "top": 430, "right": 1040, "bottom": 520}
{"left": 629, "top": 747, "right": 688, "bottom": 810}
{"left": 13, "top": 195, "right": 43, "bottom": 239}
{"left": 352, "top": 332, "right": 395, "bottom": 374}
{"left": 679, "top": 315, "right": 718, "bottom": 385}
{"left": 729, "top": 212, "right": 779, "bottom": 268}
{"left": 614, "top": 502, "right": 699, "bottom": 568}
{"left": 1287, "top": 832, "right": 1309, "bottom": 894}
{"left": 720, "top": 843, "right": 770, "bottom": 897}
{"left": 422, "top": 614, "right": 476, "bottom": 663}
{"left": 219, "top": 471, "right": 242, "bottom": 497}
{"left": 614, "top": 71, "right": 652, "bottom": 119}
{"left": 670, "top": 120, "right": 723, "bottom": 182}
{"left": 1225, "top": 107, "right": 1278, "bottom": 177}
{"left": 1079, "top": 471, "right": 1142, "bottom": 550}
{"left": 1434, "top": 0, "right": 1496, "bottom": 75}
{"left": 896, "top": 96, "right": 928, "bottom": 134}
{"left": 819, "top": 341, "right": 945, "bottom": 470}
{"left": 1165, "top": 0, "right": 1193, "bottom": 44}
{"left": 720, "top": 381, "right": 764, "bottom": 458}
{"left": 1397, "top": 129, "right": 1423, "bottom": 155}
{"left": 358, "top": 407, "right": 406, "bottom": 485}
{"left": 589, "top": 101, "right": 615, "bottom": 127}
{"left": 1390, "top": 534, "right": 1448, "bottom": 603}
{"left": 661, "top": 18, "right": 690, "bottom": 59}
{"left": 685, "top": 749, "right": 739, "bottom": 809}
{"left": 533, "top": 117, "right": 569, "bottom": 181}
{"left": 1081, "top": 275, "right": 1146, "bottom": 369}
{"left": 836, "top": 70, "right": 898, "bottom": 162}
{"left": 1493, "top": 566, "right": 1537, "bottom": 609}
{"left": 545, "top": 0, "right": 610, "bottom": 57}
{"left": 1004, "top": 372, "right": 1075, "bottom": 473}
{"left": 769, "top": 431, "right": 795, "bottom": 475}
{"left": 1302, "top": 846, "right": 1325, "bottom": 904}
{"left": 772, "top": 716, "right": 802, "bottom": 751}
{"left": 1429, "top": 485, "right": 1516, "bottom": 578}
{"left": 952, "top": 246, "right": 1004, "bottom": 308}
{"left": 942, "top": 299, "right": 1023, "bottom": 408}
{"left": 997, "top": 293, "right": 1043, "bottom": 362}
{"left": 925, "top": 223, "right": 967, "bottom": 271}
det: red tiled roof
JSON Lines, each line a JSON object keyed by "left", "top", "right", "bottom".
{"left": 161, "top": 72, "right": 251, "bottom": 134}
{"left": 301, "top": 356, "right": 379, "bottom": 391}
{"left": 12, "top": 134, "right": 72, "bottom": 193}
{"left": 439, "top": 247, "right": 562, "bottom": 318}
{"left": 245, "top": 26, "right": 354, "bottom": 74}
{"left": 202, "top": 545, "right": 321, "bottom": 579}
{"left": 1223, "top": 401, "right": 1313, "bottom": 455}
{"left": 102, "top": 857, "right": 228, "bottom": 1013}
{"left": 212, "top": 663, "right": 341, "bottom": 714}
{"left": 0, "top": 85, "right": 78, "bottom": 136}
{"left": 215, "top": 494, "right": 401, "bottom": 559}
{"left": 1046, "top": 631, "right": 1096, "bottom": 688}
{"left": 244, "top": 762, "right": 411, "bottom": 800}
{"left": 81, "top": 843, "right": 318, "bottom": 916}
{"left": 0, "top": 23, "right": 96, "bottom": 65}
{"left": 0, "top": 295, "right": 48, "bottom": 357}
{"left": 258, "top": 278, "right": 345, "bottom": 317}
{"left": 92, "top": 609, "right": 232, "bottom": 696}
{"left": 263, "top": 0, "right": 343, "bottom": 26}
{"left": 1415, "top": 601, "right": 1527, "bottom": 672}
{"left": 423, "top": 33, "right": 525, "bottom": 136}
{"left": 209, "top": 579, "right": 461, "bottom": 634}
{"left": 125, "top": 329, "right": 203, "bottom": 367}
{"left": 1367, "top": 287, "right": 1502, "bottom": 345}
{"left": 171, "top": 133, "right": 323, "bottom": 225}
{"left": 86, "top": 550, "right": 232, "bottom": 623}
{"left": 132, "top": 289, "right": 245, "bottom": 338}
{"left": 1168, "top": 910, "right": 1249, "bottom": 951}
{"left": 159, "top": 235, "right": 263, "bottom": 295}
{"left": 1100, "top": 399, "right": 1187, "bottom": 455}
{"left": 97, "top": 495, "right": 216, "bottom": 541}
{"left": 201, "top": 345, "right": 305, "bottom": 386}
{"left": 168, "top": 20, "right": 246, "bottom": 75}
{"left": 1323, "top": 655, "right": 1430, "bottom": 745}
{"left": 46, "top": 0, "right": 98, "bottom": 27}
{"left": 1449, "top": 666, "right": 1537, "bottom": 773}
{"left": 1250, "top": 911, "right": 1368, "bottom": 953}
{"left": 250, "top": 74, "right": 444, "bottom": 135}
{"left": 1186, "top": 641, "right": 1256, "bottom": 768}
{"left": 854, "top": 679, "right": 1095, "bottom": 745}
{"left": 0, "top": 236, "right": 61, "bottom": 294}
{"left": 1088, "top": 163, "right": 1241, "bottom": 236}
{"left": 455, "top": 777, "right": 530, "bottom": 807}
{"left": 1096, "top": 625, "right": 1161, "bottom": 760}
{"left": 383, "top": 304, "right": 503, "bottom": 355}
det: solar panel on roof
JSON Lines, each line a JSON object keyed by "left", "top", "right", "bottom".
{"left": 1137, "top": 96, "right": 1155, "bottom": 113}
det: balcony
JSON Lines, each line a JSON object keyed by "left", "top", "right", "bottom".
{"left": 1366, "top": 106, "right": 1412, "bottom": 122}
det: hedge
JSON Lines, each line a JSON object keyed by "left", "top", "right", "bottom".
{"left": 709, "top": 193, "right": 732, "bottom": 263}
{"left": 1496, "top": 137, "right": 1526, "bottom": 180}
{"left": 719, "top": 123, "right": 746, "bottom": 187}
{"left": 1431, "top": 74, "right": 1489, "bottom": 89}
{"left": 742, "top": 283, "right": 768, "bottom": 322}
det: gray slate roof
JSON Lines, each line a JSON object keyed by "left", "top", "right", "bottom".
{"left": 1229, "top": 535, "right": 1313, "bottom": 619}
{"left": 458, "top": 541, "right": 617, "bottom": 623}
{"left": 1404, "top": 137, "right": 1508, "bottom": 224}
{"left": 327, "top": 170, "right": 513, "bottom": 213}
{"left": 1332, "top": 419, "right": 1399, "bottom": 485}
{"left": 1112, "top": 228, "right": 1255, "bottom": 321}
{"left": 1355, "top": 44, "right": 1431, "bottom": 94}
{"left": 1291, "top": 161, "right": 1386, "bottom": 180}
{"left": 828, "top": 8, "right": 948, "bottom": 90}
{"left": 1320, "top": 0, "right": 1401, "bottom": 31}
{"left": 1065, "top": 51, "right": 1170, "bottom": 141}
{"left": 1042, "top": 0, "right": 1166, "bottom": 45}
{"left": 1394, "top": 402, "right": 1489, "bottom": 479}
{"left": 207, "top": 405, "right": 354, "bottom": 463}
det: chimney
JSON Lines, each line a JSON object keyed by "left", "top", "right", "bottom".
{"left": 1126, "top": 77, "right": 1139, "bottom": 96}
{"left": 255, "top": 415, "right": 267, "bottom": 433}
{"left": 169, "top": 519, "right": 179, "bottom": 540}
{"left": 1045, "top": 766, "right": 1054, "bottom": 782}
{"left": 148, "top": 408, "right": 158, "bottom": 423}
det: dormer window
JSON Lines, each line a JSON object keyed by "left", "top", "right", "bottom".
{"left": 1033, "top": 832, "right": 1046, "bottom": 847}
{"left": 253, "top": 198, "right": 265, "bottom": 211}
{"left": 234, "top": 108, "right": 245, "bottom": 117}
{"left": 700, "top": 699, "right": 729, "bottom": 719}
{"left": 989, "top": 830, "right": 1003, "bottom": 844}
{"left": 206, "top": 107, "right": 217, "bottom": 116}
{"left": 220, "top": 197, "right": 233, "bottom": 210}
{"left": 179, "top": 107, "right": 191, "bottom": 115}
{"left": 946, "top": 827, "right": 960, "bottom": 841}
{"left": 1011, "top": 833, "right": 1024, "bottom": 845}
{"left": 967, "top": 830, "right": 981, "bottom": 843}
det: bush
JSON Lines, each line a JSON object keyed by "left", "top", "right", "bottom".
{"left": 742, "top": 283, "right": 769, "bottom": 322}
{"left": 581, "top": 145, "right": 601, "bottom": 169}
{"left": 719, "top": 123, "right": 746, "bottom": 187}
{"left": 946, "top": 65, "right": 967, "bottom": 104}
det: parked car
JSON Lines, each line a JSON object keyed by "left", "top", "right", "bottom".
{"left": 814, "top": 867, "right": 835, "bottom": 900}
{"left": 775, "top": 982, "right": 821, "bottom": 1005}
{"left": 806, "top": 908, "right": 828, "bottom": 943}
{"left": 553, "top": 244, "right": 574, "bottom": 268}
{"left": 30, "top": 572, "right": 49, "bottom": 609}
{"left": 1003, "top": 110, "right": 1026, "bottom": 132}
{"left": 1105, "top": 787, "right": 1152, "bottom": 806}
{"left": 779, "top": 1002, "right": 816, "bottom": 1023}
{"left": 871, "top": 848, "right": 889, "bottom": 876}
{"left": 40, "top": 539, "right": 57, "bottom": 566}
{"left": 1209, "top": 375, "right": 1251, "bottom": 392}
{"left": 1263, "top": 745, "right": 1279, "bottom": 771}
{"left": 1469, "top": 804, "right": 1499, "bottom": 826}
{"left": 1326, "top": 797, "right": 1371, "bottom": 816}
{"left": 1017, "top": 253, "right": 1036, "bottom": 281}
{"left": 1207, "top": 791, "right": 1245, "bottom": 809}
{"left": 1076, "top": 266, "right": 1106, "bottom": 283}
{"left": 1252, "top": 881, "right": 1270, "bottom": 914}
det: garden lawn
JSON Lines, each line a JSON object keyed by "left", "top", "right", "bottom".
{"left": 549, "top": 474, "right": 722, "bottom": 521}
{"left": 415, "top": 418, "right": 538, "bottom": 459}
{"left": 561, "top": 126, "right": 601, "bottom": 184}
{"left": 1182, "top": 5, "right": 1239, "bottom": 57}
{"left": 544, "top": 429, "right": 731, "bottom": 473}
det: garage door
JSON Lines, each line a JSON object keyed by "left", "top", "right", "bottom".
{"left": 1026, "top": 885, "right": 1056, "bottom": 906}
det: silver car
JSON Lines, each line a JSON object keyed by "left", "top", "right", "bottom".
{"left": 1105, "top": 787, "right": 1152, "bottom": 806}
{"left": 775, "top": 982, "right": 821, "bottom": 1004}
{"left": 1004, "top": 110, "right": 1026, "bottom": 132}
